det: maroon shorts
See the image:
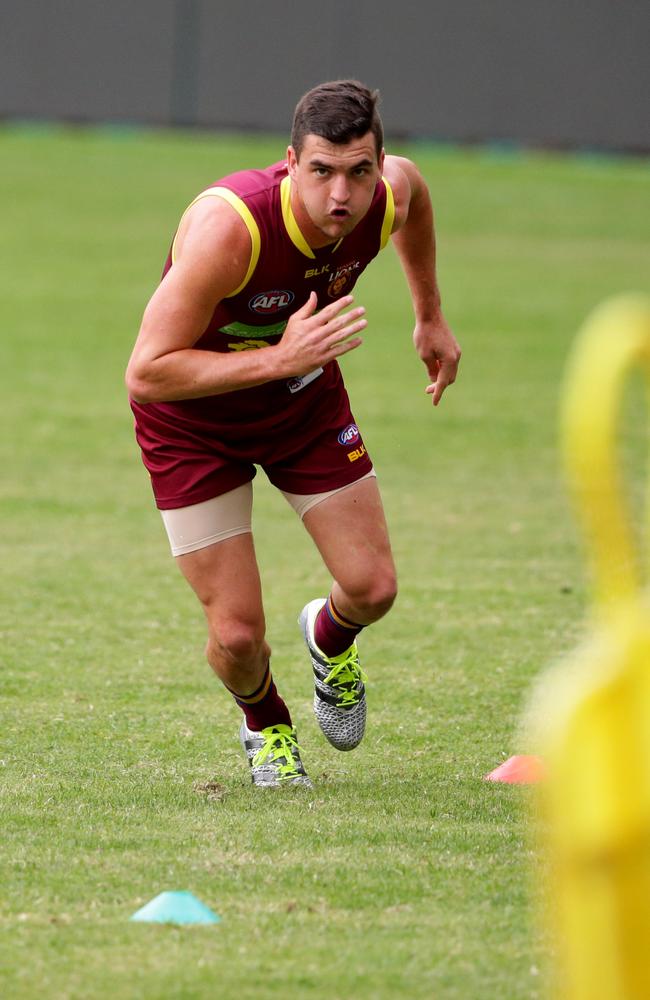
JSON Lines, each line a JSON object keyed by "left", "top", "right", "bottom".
{"left": 131, "top": 376, "right": 373, "bottom": 510}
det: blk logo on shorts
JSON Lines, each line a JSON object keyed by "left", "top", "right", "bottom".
{"left": 347, "top": 444, "right": 367, "bottom": 463}
{"left": 249, "top": 290, "right": 294, "bottom": 314}
{"left": 338, "top": 423, "right": 360, "bottom": 446}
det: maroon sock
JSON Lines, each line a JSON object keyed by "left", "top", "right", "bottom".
{"left": 228, "top": 665, "right": 292, "bottom": 731}
{"left": 313, "top": 595, "right": 364, "bottom": 658}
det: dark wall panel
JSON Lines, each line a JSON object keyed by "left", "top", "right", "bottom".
{"left": 1, "top": 1, "right": 648, "bottom": 149}
{"left": 1, "top": 0, "right": 176, "bottom": 123}
{"left": 192, "top": 2, "right": 370, "bottom": 133}
{"left": 351, "top": 2, "right": 649, "bottom": 148}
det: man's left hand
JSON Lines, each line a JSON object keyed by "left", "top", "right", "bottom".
{"left": 413, "top": 317, "right": 461, "bottom": 407}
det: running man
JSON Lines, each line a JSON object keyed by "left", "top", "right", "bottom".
{"left": 126, "top": 80, "right": 460, "bottom": 787}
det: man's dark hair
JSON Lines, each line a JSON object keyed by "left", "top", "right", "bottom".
{"left": 291, "top": 80, "right": 384, "bottom": 161}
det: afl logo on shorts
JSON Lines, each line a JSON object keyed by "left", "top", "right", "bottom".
{"left": 338, "top": 423, "right": 360, "bottom": 446}
{"left": 249, "top": 290, "right": 294, "bottom": 314}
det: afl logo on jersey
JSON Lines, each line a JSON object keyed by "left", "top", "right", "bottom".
{"left": 249, "top": 290, "right": 294, "bottom": 314}
{"left": 338, "top": 423, "right": 360, "bottom": 446}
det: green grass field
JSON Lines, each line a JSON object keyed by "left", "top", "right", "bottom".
{"left": 1, "top": 125, "right": 648, "bottom": 999}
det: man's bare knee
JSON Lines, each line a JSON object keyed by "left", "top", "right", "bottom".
{"left": 340, "top": 570, "right": 398, "bottom": 623}
{"left": 206, "top": 619, "right": 267, "bottom": 668}
{"left": 365, "top": 574, "right": 398, "bottom": 619}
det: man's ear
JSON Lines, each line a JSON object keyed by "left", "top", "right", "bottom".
{"left": 287, "top": 145, "right": 298, "bottom": 178}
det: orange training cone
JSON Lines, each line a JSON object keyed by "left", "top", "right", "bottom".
{"left": 485, "top": 754, "right": 546, "bottom": 784}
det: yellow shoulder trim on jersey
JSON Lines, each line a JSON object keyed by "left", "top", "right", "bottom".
{"left": 280, "top": 175, "right": 316, "bottom": 259}
{"left": 170, "top": 186, "right": 261, "bottom": 297}
{"left": 379, "top": 177, "right": 395, "bottom": 251}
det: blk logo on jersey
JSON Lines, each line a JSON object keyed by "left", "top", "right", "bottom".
{"left": 305, "top": 264, "right": 330, "bottom": 278}
{"left": 338, "top": 423, "right": 360, "bottom": 446}
{"left": 249, "top": 290, "right": 294, "bottom": 314}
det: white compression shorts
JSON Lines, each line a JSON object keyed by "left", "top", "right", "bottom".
{"left": 160, "top": 469, "right": 376, "bottom": 557}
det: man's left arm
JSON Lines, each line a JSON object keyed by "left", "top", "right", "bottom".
{"left": 385, "top": 155, "right": 461, "bottom": 406}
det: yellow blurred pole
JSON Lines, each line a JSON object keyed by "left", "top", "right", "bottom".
{"left": 532, "top": 295, "right": 650, "bottom": 1000}
{"left": 561, "top": 295, "right": 650, "bottom": 615}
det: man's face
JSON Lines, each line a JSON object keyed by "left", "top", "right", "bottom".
{"left": 287, "top": 132, "right": 385, "bottom": 246}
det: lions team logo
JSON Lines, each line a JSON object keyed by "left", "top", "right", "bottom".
{"left": 327, "top": 260, "right": 361, "bottom": 299}
{"left": 328, "top": 274, "right": 351, "bottom": 297}
{"left": 249, "top": 290, "right": 294, "bottom": 314}
{"left": 338, "top": 423, "right": 360, "bottom": 446}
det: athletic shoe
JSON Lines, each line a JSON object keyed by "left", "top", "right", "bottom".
{"left": 239, "top": 721, "right": 312, "bottom": 787}
{"left": 299, "top": 599, "right": 368, "bottom": 751}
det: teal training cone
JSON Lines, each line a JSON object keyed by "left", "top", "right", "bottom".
{"left": 130, "top": 891, "right": 221, "bottom": 925}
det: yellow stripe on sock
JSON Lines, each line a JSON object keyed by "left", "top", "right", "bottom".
{"left": 327, "top": 597, "right": 358, "bottom": 629}
{"left": 234, "top": 670, "right": 272, "bottom": 704}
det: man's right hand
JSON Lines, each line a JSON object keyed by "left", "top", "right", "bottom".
{"left": 273, "top": 292, "right": 366, "bottom": 377}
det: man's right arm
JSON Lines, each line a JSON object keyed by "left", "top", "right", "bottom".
{"left": 125, "top": 198, "right": 367, "bottom": 404}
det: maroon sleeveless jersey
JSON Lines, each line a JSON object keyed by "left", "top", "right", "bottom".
{"left": 131, "top": 161, "right": 394, "bottom": 504}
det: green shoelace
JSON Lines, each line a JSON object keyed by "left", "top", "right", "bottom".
{"left": 323, "top": 647, "right": 368, "bottom": 708}
{"left": 252, "top": 725, "right": 303, "bottom": 781}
